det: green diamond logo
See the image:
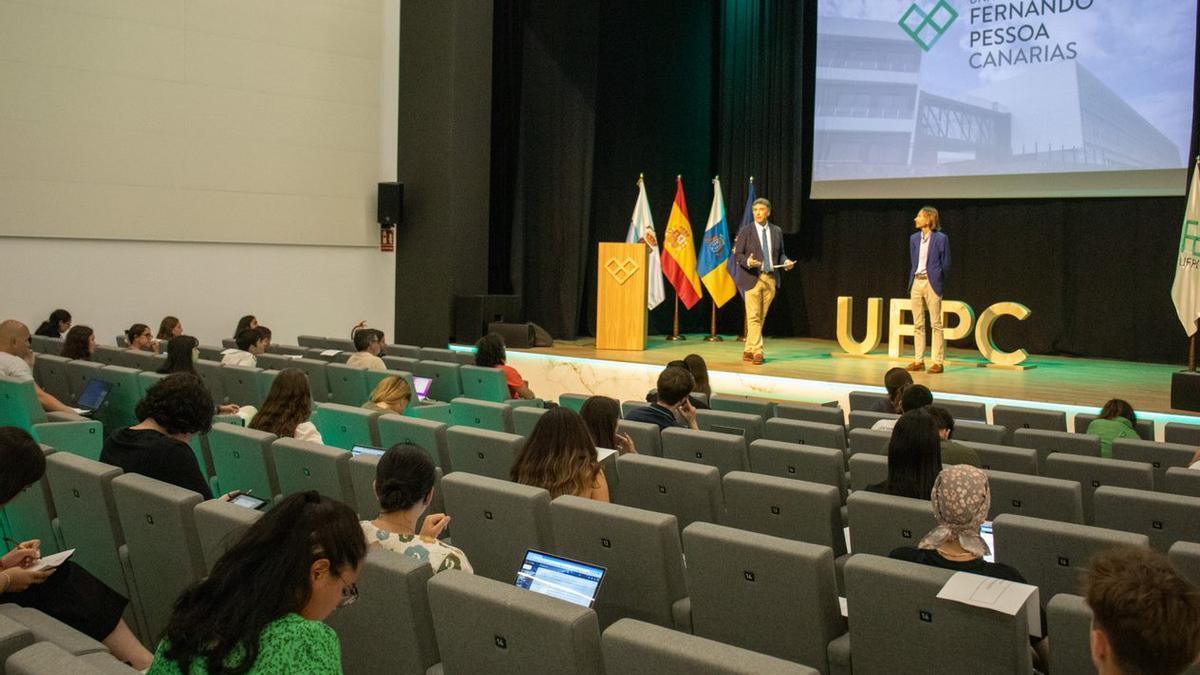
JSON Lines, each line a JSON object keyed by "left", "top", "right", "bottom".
{"left": 1181, "top": 219, "right": 1200, "bottom": 255}
{"left": 899, "top": 0, "right": 958, "bottom": 51}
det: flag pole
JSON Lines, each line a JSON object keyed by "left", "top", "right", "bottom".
{"left": 668, "top": 293, "right": 686, "bottom": 341}
{"left": 1190, "top": 319, "right": 1197, "bottom": 372}
{"left": 704, "top": 301, "right": 723, "bottom": 342}
{"left": 737, "top": 175, "right": 755, "bottom": 342}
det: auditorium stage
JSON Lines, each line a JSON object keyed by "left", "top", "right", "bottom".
{"left": 458, "top": 335, "right": 1200, "bottom": 433}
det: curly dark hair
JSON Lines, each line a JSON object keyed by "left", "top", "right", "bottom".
{"left": 135, "top": 373, "right": 214, "bottom": 435}
{"left": 0, "top": 427, "right": 45, "bottom": 506}
{"left": 474, "top": 333, "right": 507, "bottom": 368}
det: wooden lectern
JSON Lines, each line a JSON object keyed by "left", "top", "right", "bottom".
{"left": 596, "top": 242, "right": 648, "bottom": 350}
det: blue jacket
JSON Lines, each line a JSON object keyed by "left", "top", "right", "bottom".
{"left": 908, "top": 230, "right": 950, "bottom": 296}
{"left": 733, "top": 222, "right": 787, "bottom": 293}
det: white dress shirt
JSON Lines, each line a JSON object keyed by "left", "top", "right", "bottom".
{"left": 916, "top": 233, "right": 931, "bottom": 275}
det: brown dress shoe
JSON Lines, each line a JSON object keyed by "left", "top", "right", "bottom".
{"left": 753, "top": 354, "right": 764, "bottom": 365}
{"left": 905, "top": 362, "right": 925, "bottom": 372}
{"left": 742, "top": 352, "right": 753, "bottom": 362}
{"left": 928, "top": 363, "right": 944, "bottom": 374}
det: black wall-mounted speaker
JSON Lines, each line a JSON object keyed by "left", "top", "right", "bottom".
{"left": 377, "top": 182, "right": 405, "bottom": 226}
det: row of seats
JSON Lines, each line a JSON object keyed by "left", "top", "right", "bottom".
{"left": 0, "top": 607, "right": 138, "bottom": 674}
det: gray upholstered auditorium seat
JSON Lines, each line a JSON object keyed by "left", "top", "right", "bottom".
{"left": 376, "top": 414, "right": 450, "bottom": 470}
{"left": 1043, "top": 453, "right": 1154, "bottom": 524}
{"left": 288, "top": 357, "right": 333, "bottom": 402}
{"left": 1045, "top": 594, "right": 1099, "bottom": 675}
{"left": 835, "top": 555, "right": 1032, "bottom": 675}
{"left": 557, "top": 392, "right": 589, "bottom": 412}
{"left": 960, "top": 441, "right": 1038, "bottom": 475}
{"left": 94, "top": 365, "right": 142, "bottom": 429}
{"left": 29, "top": 335, "right": 62, "bottom": 354}
{"left": 387, "top": 344, "right": 423, "bottom": 360}
{"left": 91, "top": 344, "right": 122, "bottom": 366}
{"left": 296, "top": 335, "right": 327, "bottom": 348}
{"left": 459, "top": 364, "right": 510, "bottom": 402}
{"left": 314, "top": 403, "right": 380, "bottom": 450}
{"left": 418, "top": 347, "right": 458, "bottom": 362}
{"left": 848, "top": 453, "right": 888, "bottom": 492}
{"left": 618, "top": 419, "right": 662, "bottom": 457}
{"left": 382, "top": 355, "right": 419, "bottom": 372}
{"left": 1073, "top": 412, "right": 1154, "bottom": 440}
{"left": 1169, "top": 541, "right": 1200, "bottom": 587}
{"left": 0, "top": 613, "right": 33, "bottom": 668}
{"left": 661, "top": 427, "right": 749, "bottom": 477}
{"left": 207, "top": 423, "right": 279, "bottom": 499}
{"left": 549, "top": 495, "right": 687, "bottom": 628}
{"left": 427, "top": 570, "right": 603, "bottom": 675}
{"left": 271, "top": 438, "right": 354, "bottom": 503}
{"left": 326, "top": 337, "right": 356, "bottom": 352}
{"left": 845, "top": 490, "right": 936, "bottom": 557}
{"left": 440, "top": 472, "right": 554, "bottom": 582}
{"left": 194, "top": 498, "right": 262, "bottom": 573}
{"left": 621, "top": 399, "right": 645, "bottom": 418}
{"left": 601, "top": 618, "right": 818, "bottom": 675}
{"left": 196, "top": 345, "right": 225, "bottom": 362}
{"left": 135, "top": 371, "right": 166, "bottom": 397}
{"left": 32, "top": 353, "right": 72, "bottom": 402}
{"left": 614, "top": 454, "right": 722, "bottom": 532}
{"left": 327, "top": 362, "right": 370, "bottom": 405}
{"left": 992, "top": 404, "right": 1067, "bottom": 440}
{"left": 1165, "top": 467, "right": 1200, "bottom": 498}
{"left": 265, "top": 343, "right": 307, "bottom": 356}
{"left": 695, "top": 409, "right": 763, "bottom": 442}
{"left": 412, "top": 360, "right": 462, "bottom": 402}
{"left": 722, "top": 473, "right": 845, "bottom": 557}
{"left": 1092, "top": 486, "right": 1200, "bottom": 552}
{"left": 709, "top": 393, "right": 775, "bottom": 418}
{"left": 1012, "top": 428, "right": 1100, "bottom": 465}
{"left": 748, "top": 439, "right": 847, "bottom": 502}
{"left": 364, "top": 367, "right": 415, "bottom": 396}
{"left": 112, "top": 473, "right": 206, "bottom": 640}
{"left": 764, "top": 418, "right": 847, "bottom": 451}
{"left": 847, "top": 428, "right": 890, "bottom": 456}
{"left": 64, "top": 359, "right": 103, "bottom": 405}
{"left": 992, "top": 513, "right": 1149, "bottom": 600}
{"left": 327, "top": 552, "right": 439, "bottom": 675}
{"left": 935, "top": 398, "right": 987, "bottom": 422}
{"left": 2, "top": 445, "right": 56, "bottom": 555}
{"left": 681, "top": 522, "right": 843, "bottom": 671}
{"left": 952, "top": 421, "right": 1008, "bottom": 445}
{"left": 193, "top": 359, "right": 227, "bottom": 404}
{"left": 0, "top": 606, "right": 109, "bottom": 658}
{"left": 1165, "top": 422, "right": 1200, "bottom": 446}
{"left": 847, "top": 410, "right": 896, "bottom": 432}
{"left": 4, "top": 640, "right": 137, "bottom": 674}
{"left": 847, "top": 390, "right": 888, "bottom": 412}
{"left": 984, "top": 469, "right": 1084, "bottom": 523}
{"left": 774, "top": 402, "right": 845, "bottom": 427}
{"left": 444, "top": 427, "right": 524, "bottom": 481}
{"left": 512, "top": 406, "right": 546, "bottom": 436}
{"left": 1112, "top": 438, "right": 1197, "bottom": 490}
{"left": 449, "top": 396, "right": 514, "bottom": 433}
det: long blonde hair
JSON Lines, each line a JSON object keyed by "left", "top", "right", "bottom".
{"left": 364, "top": 375, "right": 411, "bottom": 412}
{"left": 920, "top": 206, "right": 941, "bottom": 231}
{"left": 510, "top": 407, "right": 600, "bottom": 499}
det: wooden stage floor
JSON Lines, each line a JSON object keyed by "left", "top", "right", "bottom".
{"left": 514, "top": 334, "right": 1194, "bottom": 416}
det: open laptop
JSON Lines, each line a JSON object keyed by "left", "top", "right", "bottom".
{"left": 515, "top": 549, "right": 606, "bottom": 608}
{"left": 351, "top": 445, "right": 386, "bottom": 458}
{"left": 412, "top": 376, "right": 434, "bottom": 402}
{"left": 980, "top": 520, "right": 995, "bottom": 563}
{"left": 71, "top": 378, "right": 112, "bottom": 416}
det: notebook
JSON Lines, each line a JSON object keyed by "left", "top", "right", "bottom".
{"left": 71, "top": 378, "right": 112, "bottom": 415}
{"left": 413, "top": 376, "right": 434, "bottom": 401}
{"left": 515, "top": 549, "right": 606, "bottom": 608}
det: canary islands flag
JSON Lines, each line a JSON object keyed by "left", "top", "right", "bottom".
{"left": 661, "top": 176, "right": 703, "bottom": 309}
{"left": 698, "top": 177, "right": 736, "bottom": 307}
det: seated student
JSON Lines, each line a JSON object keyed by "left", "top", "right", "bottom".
{"left": 232, "top": 314, "right": 257, "bottom": 339}
{"left": 579, "top": 395, "right": 637, "bottom": 455}
{"left": 684, "top": 353, "right": 713, "bottom": 401}
{"left": 346, "top": 328, "right": 386, "bottom": 371}
{"left": 222, "top": 327, "right": 268, "bottom": 367}
{"left": 866, "top": 408, "right": 943, "bottom": 499}
{"left": 156, "top": 316, "right": 183, "bottom": 341}
{"left": 1085, "top": 547, "right": 1200, "bottom": 675}
{"left": 148, "top": 491, "right": 366, "bottom": 674}
{"left": 871, "top": 383, "right": 934, "bottom": 431}
{"left": 362, "top": 375, "right": 411, "bottom": 415}
{"left": 474, "top": 333, "right": 535, "bottom": 399}
{"left": 872, "top": 367, "right": 913, "bottom": 414}
{"left": 361, "top": 444, "right": 472, "bottom": 574}
{"left": 626, "top": 366, "right": 701, "bottom": 432}
{"left": 60, "top": 325, "right": 95, "bottom": 361}
{"left": 927, "top": 406, "right": 981, "bottom": 467}
{"left": 0, "top": 320, "right": 74, "bottom": 413}
{"left": 99, "top": 373, "right": 217, "bottom": 499}
{"left": 33, "top": 309, "right": 71, "bottom": 338}
{"left": 126, "top": 323, "right": 160, "bottom": 353}
{"left": 511, "top": 407, "right": 609, "bottom": 501}
{"left": 248, "top": 369, "right": 323, "bottom": 444}
{"left": 257, "top": 325, "right": 273, "bottom": 352}
{"left": 1086, "top": 399, "right": 1141, "bottom": 458}
{"left": 0, "top": 427, "right": 153, "bottom": 669}
{"left": 158, "top": 336, "right": 240, "bottom": 414}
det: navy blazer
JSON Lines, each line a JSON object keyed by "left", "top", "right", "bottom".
{"left": 733, "top": 222, "right": 788, "bottom": 293}
{"left": 908, "top": 230, "right": 950, "bottom": 296}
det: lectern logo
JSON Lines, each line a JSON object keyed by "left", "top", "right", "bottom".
{"left": 899, "top": 0, "right": 958, "bottom": 51}
{"left": 604, "top": 257, "right": 639, "bottom": 285}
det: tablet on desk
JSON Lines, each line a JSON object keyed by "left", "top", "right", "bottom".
{"left": 351, "top": 445, "right": 386, "bottom": 458}
{"left": 230, "top": 494, "right": 267, "bottom": 510}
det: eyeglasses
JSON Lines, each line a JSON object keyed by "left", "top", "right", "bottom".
{"left": 338, "top": 581, "right": 359, "bottom": 608}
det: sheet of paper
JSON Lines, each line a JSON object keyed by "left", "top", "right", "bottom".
{"left": 596, "top": 447, "right": 618, "bottom": 464}
{"left": 320, "top": 349, "right": 341, "bottom": 356}
{"left": 936, "top": 572, "right": 1041, "bottom": 636}
{"left": 31, "top": 548, "right": 75, "bottom": 571}
{"left": 838, "top": 596, "right": 848, "bottom": 617}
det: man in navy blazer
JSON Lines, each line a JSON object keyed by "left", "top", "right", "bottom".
{"left": 907, "top": 206, "right": 950, "bottom": 373}
{"left": 733, "top": 198, "right": 793, "bottom": 365}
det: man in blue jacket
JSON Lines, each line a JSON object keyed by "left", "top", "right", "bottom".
{"left": 907, "top": 206, "right": 950, "bottom": 374}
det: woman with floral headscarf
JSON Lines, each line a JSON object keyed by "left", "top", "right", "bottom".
{"left": 889, "top": 464, "right": 1025, "bottom": 583}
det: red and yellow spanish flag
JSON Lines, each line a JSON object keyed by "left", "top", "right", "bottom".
{"left": 660, "top": 176, "right": 703, "bottom": 309}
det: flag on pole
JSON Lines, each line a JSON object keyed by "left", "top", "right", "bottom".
{"left": 1172, "top": 159, "right": 1200, "bottom": 335}
{"left": 661, "top": 176, "right": 703, "bottom": 309}
{"left": 727, "top": 177, "right": 757, "bottom": 288}
{"left": 626, "top": 175, "right": 666, "bottom": 310}
{"left": 698, "top": 177, "right": 736, "bottom": 307}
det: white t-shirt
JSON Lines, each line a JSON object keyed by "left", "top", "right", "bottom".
{"left": 295, "top": 421, "right": 323, "bottom": 444}
{"left": 0, "top": 351, "right": 34, "bottom": 380}
{"left": 871, "top": 419, "right": 897, "bottom": 432}
{"left": 221, "top": 350, "right": 257, "bottom": 368}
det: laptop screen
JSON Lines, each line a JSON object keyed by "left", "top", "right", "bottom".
{"left": 980, "top": 520, "right": 995, "bottom": 563}
{"left": 76, "top": 378, "right": 112, "bottom": 410}
{"left": 412, "top": 376, "right": 433, "bottom": 401}
{"left": 515, "top": 549, "right": 606, "bottom": 608}
{"left": 351, "top": 445, "right": 386, "bottom": 457}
